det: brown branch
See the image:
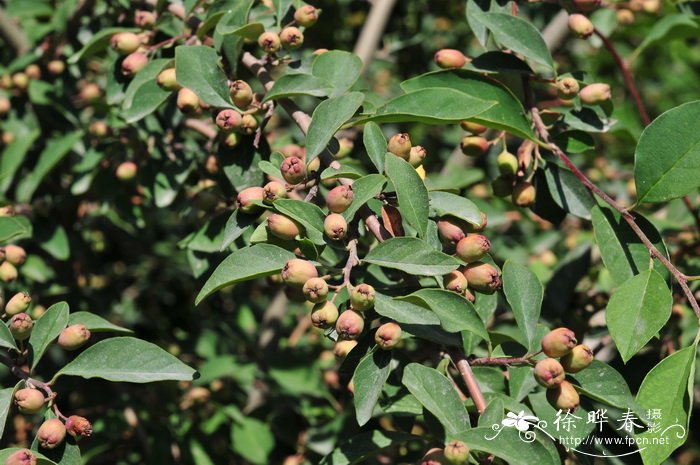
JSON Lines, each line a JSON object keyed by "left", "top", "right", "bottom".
{"left": 0, "top": 8, "right": 30, "bottom": 55}
{"left": 682, "top": 196, "right": 700, "bottom": 234}
{"left": 531, "top": 108, "right": 700, "bottom": 320}
{"left": 470, "top": 353, "right": 539, "bottom": 367}
{"left": 353, "top": 0, "right": 398, "bottom": 71}
{"left": 452, "top": 353, "right": 487, "bottom": 414}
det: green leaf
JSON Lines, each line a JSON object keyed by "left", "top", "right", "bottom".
{"left": 385, "top": 154, "right": 429, "bottom": 237}
{"left": 0, "top": 448, "right": 56, "bottom": 465}
{"left": 220, "top": 209, "right": 256, "bottom": 251}
{"left": 430, "top": 191, "right": 483, "bottom": 227}
{"left": 263, "top": 74, "right": 331, "bottom": 101}
{"left": 319, "top": 431, "right": 420, "bottom": 465}
{"left": 29, "top": 302, "right": 69, "bottom": 371}
{"left": 0, "top": 321, "right": 18, "bottom": 352}
{"left": 452, "top": 428, "right": 560, "bottom": 465}
{"left": 306, "top": 92, "right": 364, "bottom": 162}
{"left": 634, "top": 100, "right": 700, "bottom": 203}
{"left": 231, "top": 416, "right": 274, "bottom": 465}
{"left": 631, "top": 14, "right": 700, "bottom": 61}
{"left": 635, "top": 344, "right": 696, "bottom": 465}
{"left": 606, "top": 270, "right": 673, "bottom": 362}
{"left": 362, "top": 121, "right": 387, "bottom": 173}
{"left": 474, "top": 12, "right": 554, "bottom": 72}
{"left": 311, "top": 50, "right": 363, "bottom": 98}
{"left": 272, "top": 199, "right": 326, "bottom": 245}
{"left": 354, "top": 350, "right": 392, "bottom": 426}
{"left": 342, "top": 174, "right": 386, "bottom": 222}
{"left": 196, "top": 244, "right": 296, "bottom": 304}
{"left": 364, "top": 237, "right": 460, "bottom": 276}
{"left": 320, "top": 163, "right": 364, "bottom": 180}
{"left": 16, "top": 131, "right": 83, "bottom": 203}
{"left": 0, "top": 216, "right": 32, "bottom": 245}
{"left": 362, "top": 88, "right": 495, "bottom": 124}
{"left": 0, "top": 126, "right": 40, "bottom": 194}
{"left": 68, "top": 27, "right": 139, "bottom": 64}
{"left": 570, "top": 360, "right": 639, "bottom": 411}
{"left": 399, "top": 289, "right": 488, "bottom": 340}
{"left": 502, "top": 262, "right": 543, "bottom": 351}
{"left": 0, "top": 382, "right": 21, "bottom": 440}
{"left": 122, "top": 58, "right": 172, "bottom": 123}
{"left": 402, "top": 363, "right": 470, "bottom": 435}
{"left": 401, "top": 70, "right": 534, "bottom": 140}
{"left": 67, "top": 311, "right": 132, "bottom": 334}
{"left": 175, "top": 45, "right": 232, "bottom": 108}
{"left": 36, "top": 223, "right": 69, "bottom": 261}
{"left": 53, "top": 337, "right": 196, "bottom": 383}
{"left": 543, "top": 163, "right": 596, "bottom": 220}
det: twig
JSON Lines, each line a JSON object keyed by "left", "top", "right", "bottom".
{"left": 147, "top": 33, "right": 188, "bottom": 53}
{"left": 254, "top": 102, "right": 276, "bottom": 148}
{"left": 353, "top": 0, "right": 398, "bottom": 71}
{"left": 331, "top": 239, "right": 360, "bottom": 301}
{"left": 682, "top": 196, "right": 700, "bottom": 234}
{"left": 450, "top": 351, "right": 487, "bottom": 414}
{"left": 470, "top": 354, "right": 538, "bottom": 367}
{"left": 0, "top": 7, "right": 30, "bottom": 55}
{"left": 183, "top": 119, "right": 217, "bottom": 139}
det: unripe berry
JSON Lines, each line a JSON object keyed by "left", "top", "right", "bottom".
{"left": 546, "top": 380, "right": 580, "bottom": 411}
{"left": 156, "top": 68, "right": 180, "bottom": 91}
{"left": 0, "top": 96, "right": 10, "bottom": 115}
{"left": 568, "top": 14, "right": 594, "bottom": 38}
{"left": 560, "top": 344, "right": 594, "bottom": 373}
{"left": 215, "top": 109, "right": 243, "bottom": 131}
{"left": 0, "top": 205, "right": 15, "bottom": 216}
{"left": 79, "top": 83, "right": 101, "bottom": 103}
{"left": 579, "top": 83, "right": 611, "bottom": 105}
{"left": 57, "top": 324, "right": 91, "bottom": 351}
{"left": 88, "top": 121, "right": 109, "bottom": 137}
{"left": 421, "top": 448, "right": 446, "bottom": 465}
{"left": 556, "top": 77, "right": 580, "bottom": 100}
{"left": 617, "top": 9, "right": 635, "bottom": 24}
{"left": 6, "top": 292, "right": 31, "bottom": 316}
{"left": 5, "top": 449, "right": 36, "bottom": 465}
{"left": 311, "top": 301, "right": 339, "bottom": 329}
{"left": 14, "top": 388, "right": 45, "bottom": 414}
{"left": 280, "top": 27, "right": 304, "bottom": 50}
{"left": 280, "top": 156, "right": 307, "bottom": 184}
{"left": 12, "top": 73, "right": 28, "bottom": 91}
{"left": 375, "top": 322, "right": 401, "bottom": 349}
{"left": 230, "top": 80, "right": 253, "bottom": 109}
{"left": 434, "top": 49, "right": 468, "bottom": 69}
{"left": 281, "top": 259, "right": 318, "bottom": 287}
{"left": 497, "top": 150, "right": 518, "bottom": 176}
{"left": 491, "top": 176, "right": 513, "bottom": 197}
{"left": 121, "top": 52, "right": 148, "bottom": 76}
{"left": 534, "top": 358, "right": 566, "bottom": 388}
{"left": 336, "top": 310, "right": 365, "bottom": 340}
{"left": 460, "top": 136, "right": 489, "bottom": 157}
{"left": 176, "top": 88, "right": 200, "bottom": 113}
{"left": 65, "top": 415, "right": 93, "bottom": 439}
{"left": 541, "top": 327, "right": 578, "bottom": 358}
{"left": 294, "top": 5, "right": 319, "bottom": 27}
{"left": 437, "top": 218, "right": 467, "bottom": 244}
{"left": 2, "top": 132, "right": 15, "bottom": 144}
{"left": 408, "top": 146, "right": 427, "bottom": 168}
{"left": 334, "top": 340, "right": 357, "bottom": 360}
{"left": 324, "top": 213, "right": 347, "bottom": 240}
{"left": 387, "top": 133, "right": 411, "bottom": 159}
{"left": 460, "top": 121, "right": 487, "bottom": 134}
{"left": 335, "top": 137, "right": 353, "bottom": 159}
{"left": 0, "top": 261, "right": 18, "bottom": 282}
{"left": 116, "top": 161, "right": 138, "bottom": 181}
{"left": 240, "top": 114, "right": 258, "bottom": 134}
{"left": 9, "top": 313, "right": 33, "bottom": 341}
{"left": 4, "top": 244, "right": 26, "bottom": 265}
{"left": 134, "top": 10, "right": 156, "bottom": 28}
{"left": 111, "top": 32, "right": 141, "bottom": 54}
{"left": 258, "top": 31, "right": 281, "bottom": 53}
{"left": 263, "top": 181, "right": 287, "bottom": 204}
{"left": 237, "top": 186, "right": 265, "bottom": 214}
{"left": 456, "top": 234, "right": 490, "bottom": 263}
{"left": 222, "top": 132, "right": 239, "bottom": 148}
{"left": 462, "top": 262, "right": 501, "bottom": 294}
{"left": 512, "top": 181, "right": 536, "bottom": 207}
{"left": 267, "top": 214, "right": 302, "bottom": 240}
{"left": 37, "top": 418, "right": 67, "bottom": 449}
{"left": 326, "top": 185, "right": 353, "bottom": 213}
{"left": 444, "top": 270, "right": 469, "bottom": 293}
{"left": 444, "top": 440, "right": 470, "bottom": 464}
{"left": 350, "top": 283, "right": 375, "bottom": 311}
{"left": 46, "top": 59, "right": 65, "bottom": 75}
{"left": 303, "top": 277, "right": 329, "bottom": 303}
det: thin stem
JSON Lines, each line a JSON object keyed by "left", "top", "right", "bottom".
{"left": 682, "top": 196, "right": 700, "bottom": 234}
{"left": 449, "top": 350, "right": 487, "bottom": 414}
{"left": 353, "top": 0, "right": 398, "bottom": 71}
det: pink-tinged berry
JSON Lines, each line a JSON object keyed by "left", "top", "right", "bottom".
{"left": 37, "top": 419, "right": 67, "bottom": 449}
{"left": 311, "top": 301, "right": 339, "bottom": 329}
{"left": 326, "top": 185, "right": 353, "bottom": 213}
{"left": 336, "top": 310, "right": 365, "bottom": 340}
{"left": 237, "top": 186, "right": 265, "bottom": 214}
{"left": 462, "top": 261, "right": 501, "bottom": 294}
{"left": 434, "top": 49, "right": 468, "bottom": 69}
{"left": 541, "top": 327, "right": 578, "bottom": 358}
{"left": 267, "top": 214, "right": 303, "bottom": 240}
{"left": 57, "top": 324, "right": 91, "bottom": 351}
{"left": 375, "top": 322, "right": 401, "bottom": 349}
{"left": 281, "top": 259, "right": 318, "bottom": 287}
{"left": 534, "top": 358, "right": 566, "bottom": 388}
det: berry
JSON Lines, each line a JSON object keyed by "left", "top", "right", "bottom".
{"left": 11, "top": 73, "right": 28, "bottom": 91}
{"left": 0, "top": 261, "right": 18, "bottom": 282}
{"left": 230, "top": 80, "right": 253, "bottom": 109}
{"left": 134, "top": 10, "right": 156, "bottom": 28}
{"left": 9, "top": 313, "right": 33, "bottom": 341}
{"left": 491, "top": 176, "right": 513, "bottom": 197}
{"left": 79, "top": 83, "right": 101, "bottom": 103}
{"left": 281, "top": 259, "right": 318, "bottom": 287}
{"left": 311, "top": 301, "right": 339, "bottom": 329}
{"left": 156, "top": 68, "right": 180, "bottom": 91}
{"left": 267, "top": 214, "right": 302, "bottom": 240}
{"left": 37, "top": 419, "right": 67, "bottom": 449}
{"left": 294, "top": 5, "right": 319, "bottom": 27}
{"left": 302, "top": 277, "right": 329, "bottom": 303}
{"left": 556, "top": 77, "right": 580, "bottom": 100}
{"left": 617, "top": 9, "right": 635, "bottom": 24}
{"left": 408, "top": 146, "right": 427, "bottom": 167}
{"left": 437, "top": 218, "right": 468, "bottom": 244}
{"left": 280, "top": 27, "right": 304, "bottom": 50}
{"left": 65, "top": 415, "right": 93, "bottom": 439}
{"left": 279, "top": 144, "right": 305, "bottom": 158}
{"left": 0, "top": 96, "right": 10, "bottom": 115}
{"left": 25, "top": 64, "right": 41, "bottom": 80}
{"left": 258, "top": 31, "right": 281, "bottom": 53}
{"left": 512, "top": 181, "right": 536, "bottom": 207}
{"left": 111, "top": 32, "right": 141, "bottom": 55}
{"left": 6, "top": 292, "right": 31, "bottom": 316}
{"left": 326, "top": 185, "right": 353, "bottom": 213}
{"left": 58, "top": 324, "right": 91, "bottom": 351}
{"left": 455, "top": 234, "right": 490, "bottom": 263}
{"left": 546, "top": 380, "right": 580, "bottom": 411}
{"left": 444, "top": 440, "right": 470, "bottom": 464}
{"left": 568, "top": 14, "right": 594, "bottom": 38}
{"left": 541, "top": 327, "right": 578, "bottom": 358}
{"left": 4, "top": 244, "right": 26, "bottom": 265}
{"left": 333, "top": 340, "right": 357, "bottom": 360}
{"left": 375, "top": 322, "right": 401, "bottom": 349}
{"left": 460, "top": 136, "right": 489, "bottom": 157}
{"left": 460, "top": 121, "right": 487, "bottom": 134}
{"left": 116, "top": 161, "right": 138, "bottom": 181}
{"left": 560, "top": 344, "right": 594, "bottom": 373}
{"left": 534, "top": 358, "right": 566, "bottom": 388}
{"left": 14, "top": 388, "right": 45, "bottom": 414}
{"left": 497, "top": 150, "right": 518, "bottom": 176}
{"left": 335, "top": 138, "right": 353, "bottom": 159}
{"left": 462, "top": 262, "right": 501, "bottom": 294}
{"left": 237, "top": 186, "right": 265, "bottom": 214}
{"left": 580, "top": 83, "right": 611, "bottom": 105}
{"left": 336, "top": 310, "right": 365, "bottom": 340}
{"left": 222, "top": 132, "right": 239, "bottom": 148}
{"left": 387, "top": 133, "right": 411, "bottom": 159}
{"left": 324, "top": 213, "right": 348, "bottom": 240}
{"left": 350, "top": 283, "right": 375, "bottom": 311}
{"left": 176, "top": 88, "right": 200, "bottom": 112}
{"left": 280, "top": 156, "right": 307, "bottom": 184}
{"left": 444, "top": 270, "right": 468, "bottom": 293}
{"left": 121, "top": 52, "right": 148, "bottom": 76}
{"left": 88, "top": 121, "right": 109, "bottom": 137}
{"left": 215, "top": 109, "right": 243, "bottom": 131}
{"left": 434, "top": 49, "right": 468, "bottom": 69}
{"left": 263, "top": 181, "right": 287, "bottom": 204}
{"left": 421, "top": 448, "right": 446, "bottom": 465}
{"left": 240, "top": 114, "right": 258, "bottom": 134}
{"left": 5, "top": 449, "right": 36, "bottom": 465}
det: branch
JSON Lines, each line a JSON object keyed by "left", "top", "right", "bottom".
{"left": 353, "top": 0, "right": 398, "bottom": 71}
{"left": 470, "top": 354, "right": 539, "bottom": 367}
{"left": 0, "top": 7, "right": 30, "bottom": 55}
{"left": 449, "top": 350, "right": 487, "bottom": 414}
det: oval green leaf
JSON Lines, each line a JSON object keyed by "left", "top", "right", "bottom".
{"left": 306, "top": 92, "right": 364, "bottom": 161}
{"left": 29, "top": 301, "right": 70, "bottom": 371}
{"left": 502, "top": 261, "right": 543, "bottom": 352}
{"left": 363, "top": 237, "right": 460, "bottom": 276}
{"left": 175, "top": 45, "right": 233, "bottom": 108}
{"left": 385, "top": 154, "right": 429, "bottom": 237}
{"left": 354, "top": 349, "right": 392, "bottom": 426}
